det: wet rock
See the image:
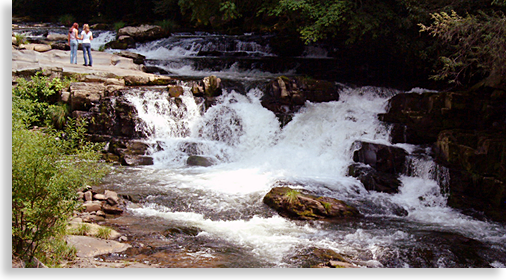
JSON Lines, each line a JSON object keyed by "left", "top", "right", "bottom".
{"left": 102, "top": 204, "right": 124, "bottom": 215}
{"left": 188, "top": 76, "right": 223, "bottom": 108}
{"left": 202, "top": 75, "right": 222, "bottom": 97}
{"left": 261, "top": 76, "right": 338, "bottom": 126}
{"left": 105, "top": 35, "right": 135, "bottom": 49}
{"left": 435, "top": 129, "right": 506, "bottom": 221}
{"left": 187, "top": 155, "right": 215, "bottom": 167}
{"left": 107, "top": 140, "right": 154, "bottom": 166}
{"left": 168, "top": 85, "right": 184, "bottom": 98}
{"left": 122, "top": 155, "right": 153, "bottom": 166}
{"left": 263, "top": 186, "right": 362, "bottom": 220}
{"left": 352, "top": 141, "right": 408, "bottom": 174}
{"left": 348, "top": 163, "right": 401, "bottom": 194}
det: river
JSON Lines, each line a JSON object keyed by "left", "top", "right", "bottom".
{"left": 15, "top": 26, "right": 506, "bottom": 267}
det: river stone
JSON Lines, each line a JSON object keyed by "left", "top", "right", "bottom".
{"left": 83, "top": 201, "right": 102, "bottom": 212}
{"left": 263, "top": 186, "right": 362, "bottom": 220}
{"left": 348, "top": 163, "right": 402, "bottom": 194}
{"left": 93, "top": 194, "right": 106, "bottom": 201}
{"left": 187, "top": 155, "right": 215, "bottom": 167}
{"left": 84, "top": 191, "right": 93, "bottom": 201}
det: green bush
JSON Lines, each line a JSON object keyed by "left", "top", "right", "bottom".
{"left": 12, "top": 128, "right": 108, "bottom": 265}
{"left": 12, "top": 72, "right": 109, "bottom": 266}
{"left": 14, "top": 34, "right": 27, "bottom": 46}
{"left": 12, "top": 72, "right": 73, "bottom": 129}
{"left": 114, "top": 21, "right": 126, "bottom": 32}
{"left": 59, "top": 14, "right": 76, "bottom": 26}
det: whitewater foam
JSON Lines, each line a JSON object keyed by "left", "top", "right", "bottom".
{"left": 117, "top": 82, "right": 506, "bottom": 267}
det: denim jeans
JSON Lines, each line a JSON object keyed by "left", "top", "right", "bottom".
{"left": 70, "top": 40, "right": 78, "bottom": 64}
{"left": 82, "top": 43, "right": 92, "bottom": 66}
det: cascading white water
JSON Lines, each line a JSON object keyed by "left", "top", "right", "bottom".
{"left": 120, "top": 33, "right": 292, "bottom": 81}
{"left": 104, "top": 78, "right": 506, "bottom": 268}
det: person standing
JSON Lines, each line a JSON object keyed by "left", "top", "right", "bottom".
{"left": 80, "top": 24, "right": 93, "bottom": 66}
{"left": 68, "top": 23, "right": 79, "bottom": 64}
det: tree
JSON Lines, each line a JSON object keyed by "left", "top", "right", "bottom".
{"left": 419, "top": 10, "right": 506, "bottom": 88}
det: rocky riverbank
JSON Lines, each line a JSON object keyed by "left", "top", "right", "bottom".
{"left": 378, "top": 87, "right": 506, "bottom": 222}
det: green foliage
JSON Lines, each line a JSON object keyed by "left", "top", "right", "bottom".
{"left": 419, "top": 10, "right": 506, "bottom": 87}
{"left": 155, "top": 19, "right": 178, "bottom": 33}
{"left": 12, "top": 72, "right": 73, "bottom": 129}
{"left": 97, "top": 226, "right": 113, "bottom": 239}
{"left": 11, "top": 128, "right": 108, "bottom": 264}
{"left": 220, "top": 1, "right": 242, "bottom": 22}
{"left": 58, "top": 14, "right": 75, "bottom": 26}
{"left": 12, "top": 71, "right": 109, "bottom": 266}
{"left": 266, "top": 0, "right": 406, "bottom": 44}
{"left": 14, "top": 33, "right": 27, "bottom": 46}
{"left": 284, "top": 189, "right": 300, "bottom": 205}
{"left": 114, "top": 21, "right": 126, "bottom": 31}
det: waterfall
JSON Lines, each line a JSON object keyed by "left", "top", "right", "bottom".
{"left": 105, "top": 82, "right": 506, "bottom": 267}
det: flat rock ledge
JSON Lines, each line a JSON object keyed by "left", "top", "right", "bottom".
{"left": 12, "top": 48, "right": 174, "bottom": 86}
{"left": 263, "top": 186, "right": 362, "bottom": 220}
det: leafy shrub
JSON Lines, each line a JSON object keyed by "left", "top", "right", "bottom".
{"left": 12, "top": 72, "right": 73, "bottom": 128}
{"left": 12, "top": 72, "right": 109, "bottom": 266}
{"left": 11, "top": 128, "right": 108, "bottom": 265}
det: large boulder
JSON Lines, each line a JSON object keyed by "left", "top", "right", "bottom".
{"left": 348, "top": 141, "right": 408, "bottom": 194}
{"left": 105, "top": 35, "right": 136, "bottom": 49}
{"left": 84, "top": 96, "right": 139, "bottom": 138}
{"left": 186, "top": 155, "right": 215, "bottom": 167}
{"left": 263, "top": 186, "right": 362, "bottom": 220}
{"left": 352, "top": 141, "right": 408, "bottom": 174}
{"left": 348, "top": 163, "right": 402, "bottom": 194}
{"left": 117, "top": 25, "right": 165, "bottom": 42}
{"left": 105, "top": 139, "right": 154, "bottom": 166}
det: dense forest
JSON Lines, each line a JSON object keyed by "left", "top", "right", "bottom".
{"left": 13, "top": 0, "right": 506, "bottom": 89}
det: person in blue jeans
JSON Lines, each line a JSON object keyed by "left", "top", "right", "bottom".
{"left": 67, "top": 22, "right": 79, "bottom": 64}
{"left": 80, "top": 24, "right": 94, "bottom": 66}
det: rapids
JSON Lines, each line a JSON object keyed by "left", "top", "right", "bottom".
{"left": 100, "top": 86, "right": 506, "bottom": 267}
{"left": 94, "top": 32, "right": 506, "bottom": 268}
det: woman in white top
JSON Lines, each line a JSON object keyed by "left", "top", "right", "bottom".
{"left": 80, "top": 24, "right": 94, "bottom": 66}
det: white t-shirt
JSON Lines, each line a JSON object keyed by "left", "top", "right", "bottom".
{"left": 81, "top": 31, "right": 93, "bottom": 44}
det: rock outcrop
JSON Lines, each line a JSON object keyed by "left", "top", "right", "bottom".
{"left": 261, "top": 76, "right": 339, "bottom": 126}
{"left": 348, "top": 141, "right": 408, "bottom": 194}
{"left": 105, "top": 25, "right": 166, "bottom": 49}
{"left": 379, "top": 87, "right": 506, "bottom": 221}
{"left": 186, "top": 155, "right": 216, "bottom": 167}
{"left": 263, "top": 185, "right": 362, "bottom": 220}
